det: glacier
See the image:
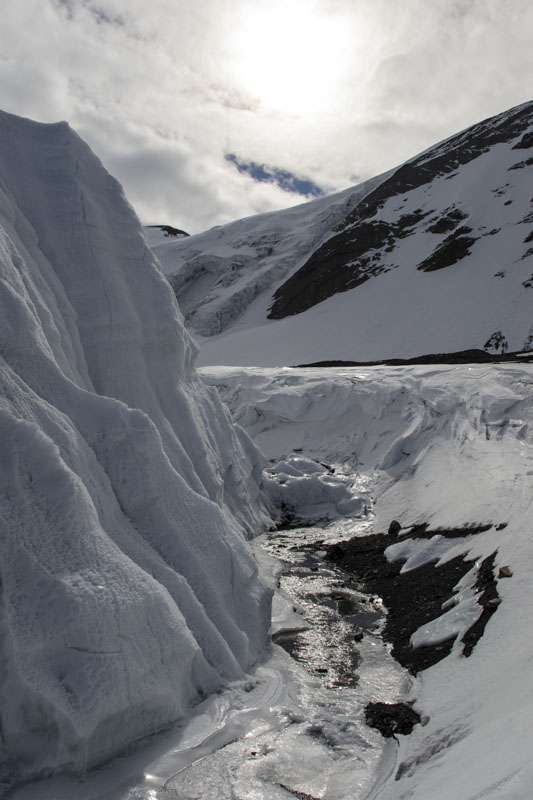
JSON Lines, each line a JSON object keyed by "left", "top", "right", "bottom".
{"left": 0, "top": 109, "right": 272, "bottom": 784}
{"left": 4, "top": 103, "right": 533, "bottom": 800}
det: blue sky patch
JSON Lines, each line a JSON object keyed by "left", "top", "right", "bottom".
{"left": 225, "top": 153, "right": 326, "bottom": 198}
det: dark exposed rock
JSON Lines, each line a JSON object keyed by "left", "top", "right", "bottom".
{"left": 498, "top": 565, "right": 512, "bottom": 578}
{"left": 323, "top": 525, "right": 498, "bottom": 673}
{"left": 492, "top": 184, "right": 510, "bottom": 197}
{"left": 512, "top": 130, "right": 533, "bottom": 149}
{"left": 365, "top": 702, "right": 421, "bottom": 737}
{"left": 268, "top": 210, "right": 431, "bottom": 319}
{"left": 417, "top": 227, "right": 476, "bottom": 272}
{"left": 274, "top": 502, "right": 317, "bottom": 530}
{"left": 509, "top": 157, "right": 533, "bottom": 170}
{"left": 484, "top": 331, "right": 508, "bottom": 353}
{"left": 426, "top": 206, "right": 468, "bottom": 234}
{"left": 147, "top": 224, "right": 190, "bottom": 237}
{"left": 294, "top": 349, "right": 533, "bottom": 369}
{"left": 404, "top": 522, "right": 493, "bottom": 539}
{"left": 461, "top": 552, "right": 500, "bottom": 657}
{"left": 388, "top": 520, "right": 402, "bottom": 535}
{"left": 342, "top": 103, "right": 533, "bottom": 226}
{"left": 278, "top": 783, "right": 322, "bottom": 800}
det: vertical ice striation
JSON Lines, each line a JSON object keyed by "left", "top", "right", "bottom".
{"left": 0, "top": 110, "right": 272, "bottom": 783}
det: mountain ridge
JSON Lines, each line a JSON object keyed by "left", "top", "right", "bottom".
{"left": 268, "top": 100, "right": 533, "bottom": 318}
{"left": 152, "top": 100, "right": 533, "bottom": 367}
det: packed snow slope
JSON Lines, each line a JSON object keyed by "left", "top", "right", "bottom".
{"left": 153, "top": 101, "right": 533, "bottom": 367}
{"left": 202, "top": 363, "right": 533, "bottom": 800}
{"left": 0, "top": 109, "right": 272, "bottom": 784}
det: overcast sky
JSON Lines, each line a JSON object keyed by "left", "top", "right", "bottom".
{"left": 1, "top": 0, "right": 532, "bottom": 233}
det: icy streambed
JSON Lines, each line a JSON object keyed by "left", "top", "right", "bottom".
{"left": 9, "top": 513, "right": 410, "bottom": 800}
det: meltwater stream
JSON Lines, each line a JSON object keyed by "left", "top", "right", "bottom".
{"left": 265, "top": 523, "right": 385, "bottom": 690}
{"left": 144, "top": 518, "right": 410, "bottom": 800}
{"left": 10, "top": 517, "right": 410, "bottom": 800}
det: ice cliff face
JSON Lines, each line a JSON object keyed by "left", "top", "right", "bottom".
{"left": 0, "top": 110, "right": 271, "bottom": 783}
{"left": 154, "top": 100, "right": 533, "bottom": 367}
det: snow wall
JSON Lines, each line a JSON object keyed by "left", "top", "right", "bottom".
{"left": 0, "top": 109, "right": 272, "bottom": 783}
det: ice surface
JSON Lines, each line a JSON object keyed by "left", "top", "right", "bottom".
{"left": 0, "top": 109, "right": 272, "bottom": 783}
{"left": 264, "top": 453, "right": 367, "bottom": 522}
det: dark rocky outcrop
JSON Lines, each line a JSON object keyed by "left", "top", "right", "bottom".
{"left": 325, "top": 523, "right": 499, "bottom": 674}
{"left": 417, "top": 226, "right": 476, "bottom": 272}
{"left": 148, "top": 224, "right": 190, "bottom": 237}
{"left": 365, "top": 702, "right": 422, "bottom": 738}
{"left": 295, "top": 349, "right": 533, "bottom": 368}
{"left": 426, "top": 205, "right": 468, "bottom": 234}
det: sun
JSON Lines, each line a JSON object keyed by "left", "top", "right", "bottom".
{"left": 228, "top": 2, "right": 353, "bottom": 116}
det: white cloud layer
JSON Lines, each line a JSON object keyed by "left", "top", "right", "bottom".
{"left": 1, "top": 0, "right": 532, "bottom": 232}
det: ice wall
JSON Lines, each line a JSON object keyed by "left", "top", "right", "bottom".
{"left": 0, "top": 110, "right": 271, "bottom": 783}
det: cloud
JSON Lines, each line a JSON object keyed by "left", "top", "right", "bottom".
{"left": 0, "top": 0, "right": 532, "bottom": 232}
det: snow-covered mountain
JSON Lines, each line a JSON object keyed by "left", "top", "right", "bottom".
{"left": 153, "top": 101, "right": 533, "bottom": 367}
{"left": 0, "top": 109, "right": 272, "bottom": 784}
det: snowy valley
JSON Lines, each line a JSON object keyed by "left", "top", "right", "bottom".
{"left": 1, "top": 102, "right": 533, "bottom": 800}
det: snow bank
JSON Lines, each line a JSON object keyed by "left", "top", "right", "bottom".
{"left": 0, "top": 110, "right": 271, "bottom": 784}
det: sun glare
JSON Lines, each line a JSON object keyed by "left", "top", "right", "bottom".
{"left": 229, "top": 2, "right": 354, "bottom": 115}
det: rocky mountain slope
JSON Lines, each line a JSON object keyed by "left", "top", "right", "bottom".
{"left": 153, "top": 101, "right": 533, "bottom": 367}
